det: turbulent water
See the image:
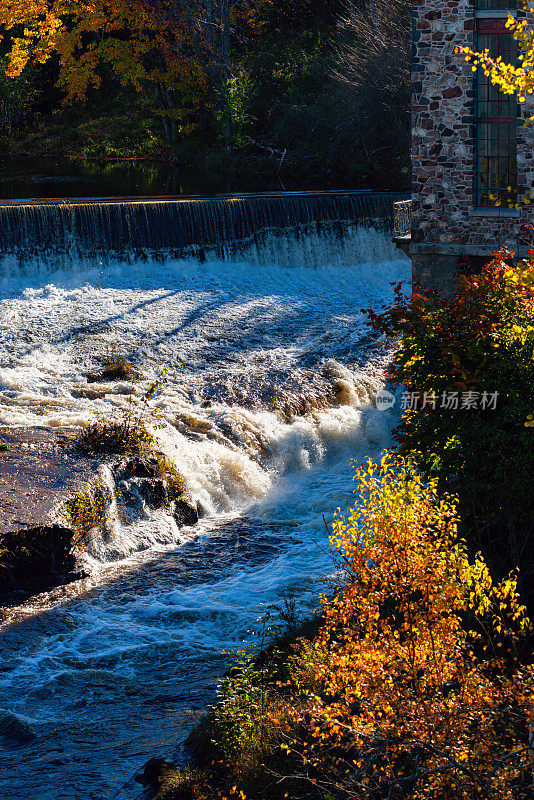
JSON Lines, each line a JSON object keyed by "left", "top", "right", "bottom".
{"left": 0, "top": 217, "right": 409, "bottom": 799}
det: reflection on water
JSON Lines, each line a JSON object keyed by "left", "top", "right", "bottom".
{"left": 0, "top": 156, "right": 301, "bottom": 200}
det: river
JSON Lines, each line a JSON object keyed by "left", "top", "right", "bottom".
{"left": 0, "top": 196, "right": 409, "bottom": 799}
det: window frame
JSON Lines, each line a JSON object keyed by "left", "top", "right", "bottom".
{"left": 475, "top": 13, "right": 519, "bottom": 208}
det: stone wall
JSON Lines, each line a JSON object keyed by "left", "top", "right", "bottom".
{"left": 411, "top": 0, "right": 534, "bottom": 282}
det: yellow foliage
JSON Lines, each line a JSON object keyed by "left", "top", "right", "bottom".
{"left": 458, "top": 2, "right": 534, "bottom": 119}
{"left": 276, "top": 455, "right": 534, "bottom": 799}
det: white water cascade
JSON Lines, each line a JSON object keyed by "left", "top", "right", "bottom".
{"left": 0, "top": 193, "right": 410, "bottom": 800}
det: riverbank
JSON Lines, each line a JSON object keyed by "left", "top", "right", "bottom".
{"left": 139, "top": 455, "right": 534, "bottom": 800}
{"left": 0, "top": 86, "right": 409, "bottom": 195}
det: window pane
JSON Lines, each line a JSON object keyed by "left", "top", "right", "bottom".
{"left": 476, "top": 29, "right": 517, "bottom": 206}
{"left": 478, "top": 122, "right": 517, "bottom": 206}
{"left": 477, "top": 1, "right": 517, "bottom": 9}
{"left": 477, "top": 33, "right": 517, "bottom": 119}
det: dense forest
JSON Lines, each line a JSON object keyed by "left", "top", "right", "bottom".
{"left": 0, "top": 0, "right": 410, "bottom": 188}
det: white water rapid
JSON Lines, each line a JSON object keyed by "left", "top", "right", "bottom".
{"left": 0, "top": 213, "right": 409, "bottom": 800}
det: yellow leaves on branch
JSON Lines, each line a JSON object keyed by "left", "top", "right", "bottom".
{"left": 1, "top": 1, "right": 64, "bottom": 77}
{"left": 457, "top": 2, "right": 534, "bottom": 111}
{"left": 0, "top": 0, "right": 210, "bottom": 101}
{"left": 284, "top": 454, "right": 534, "bottom": 798}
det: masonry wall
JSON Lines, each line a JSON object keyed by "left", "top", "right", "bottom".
{"left": 411, "top": 0, "right": 534, "bottom": 292}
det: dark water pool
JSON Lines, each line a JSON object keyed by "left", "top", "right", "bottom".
{"left": 0, "top": 156, "right": 300, "bottom": 200}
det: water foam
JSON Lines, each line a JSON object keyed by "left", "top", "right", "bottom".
{"left": 0, "top": 226, "right": 408, "bottom": 560}
{"left": 0, "top": 223, "right": 410, "bottom": 800}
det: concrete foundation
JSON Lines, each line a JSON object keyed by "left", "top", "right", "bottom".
{"left": 411, "top": 252, "right": 459, "bottom": 297}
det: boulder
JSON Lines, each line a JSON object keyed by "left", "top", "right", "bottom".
{"left": 118, "top": 456, "right": 158, "bottom": 480}
{"left": 0, "top": 525, "right": 85, "bottom": 598}
{"left": 0, "top": 710, "right": 36, "bottom": 743}
{"left": 173, "top": 498, "right": 199, "bottom": 527}
{"left": 136, "top": 478, "right": 168, "bottom": 509}
{"left": 0, "top": 427, "right": 97, "bottom": 598}
{"left": 134, "top": 757, "right": 174, "bottom": 788}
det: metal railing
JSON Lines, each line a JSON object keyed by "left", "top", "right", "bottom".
{"left": 393, "top": 199, "right": 413, "bottom": 238}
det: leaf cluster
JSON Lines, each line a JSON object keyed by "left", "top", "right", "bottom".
{"left": 458, "top": 2, "right": 534, "bottom": 125}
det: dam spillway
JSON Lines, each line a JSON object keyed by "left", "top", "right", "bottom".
{"left": 0, "top": 190, "right": 406, "bottom": 261}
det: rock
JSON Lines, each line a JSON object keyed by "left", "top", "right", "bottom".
{"left": 134, "top": 757, "right": 174, "bottom": 788}
{"left": 0, "top": 710, "right": 36, "bottom": 742}
{"left": 136, "top": 478, "right": 168, "bottom": 509}
{"left": 115, "top": 457, "right": 169, "bottom": 507}
{"left": 84, "top": 371, "right": 103, "bottom": 383}
{"left": 196, "top": 500, "right": 208, "bottom": 519}
{"left": 0, "top": 426, "right": 98, "bottom": 598}
{"left": 0, "top": 525, "right": 85, "bottom": 598}
{"left": 117, "top": 457, "right": 158, "bottom": 480}
{"left": 116, "top": 456, "right": 197, "bottom": 519}
{"left": 173, "top": 498, "right": 199, "bottom": 527}
{"left": 0, "top": 427, "right": 99, "bottom": 538}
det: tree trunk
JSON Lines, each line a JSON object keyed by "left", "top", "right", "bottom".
{"left": 165, "top": 88, "right": 179, "bottom": 145}
{"left": 155, "top": 83, "right": 173, "bottom": 145}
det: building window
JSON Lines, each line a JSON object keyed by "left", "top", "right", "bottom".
{"left": 476, "top": 8, "right": 518, "bottom": 206}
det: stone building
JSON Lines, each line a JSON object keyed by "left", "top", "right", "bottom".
{"left": 409, "top": 0, "right": 534, "bottom": 294}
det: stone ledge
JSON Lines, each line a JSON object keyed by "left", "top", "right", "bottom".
{"left": 475, "top": 10, "right": 517, "bottom": 18}
{"left": 410, "top": 242, "right": 531, "bottom": 257}
{"left": 469, "top": 207, "right": 520, "bottom": 218}
{"left": 393, "top": 235, "right": 412, "bottom": 256}
{"left": 0, "top": 427, "right": 100, "bottom": 536}
{"left": 0, "top": 427, "right": 100, "bottom": 598}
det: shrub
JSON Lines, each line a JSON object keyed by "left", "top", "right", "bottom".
{"left": 86, "top": 347, "right": 139, "bottom": 382}
{"left": 76, "top": 415, "right": 153, "bottom": 456}
{"left": 365, "top": 250, "right": 534, "bottom": 595}
{"left": 212, "top": 649, "right": 280, "bottom": 776}
{"left": 61, "top": 483, "right": 107, "bottom": 544}
{"left": 188, "top": 456, "right": 533, "bottom": 800}
{"left": 280, "top": 455, "right": 533, "bottom": 800}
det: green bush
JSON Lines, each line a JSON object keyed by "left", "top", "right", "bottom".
{"left": 61, "top": 483, "right": 107, "bottom": 544}
{"left": 366, "top": 250, "right": 534, "bottom": 597}
{"left": 86, "top": 346, "right": 139, "bottom": 382}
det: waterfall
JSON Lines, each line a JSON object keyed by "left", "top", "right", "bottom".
{"left": 0, "top": 191, "right": 407, "bottom": 276}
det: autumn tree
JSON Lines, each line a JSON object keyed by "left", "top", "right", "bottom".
{"left": 365, "top": 251, "right": 534, "bottom": 604}
{"left": 287, "top": 456, "right": 534, "bottom": 799}
{"left": 0, "top": 0, "right": 260, "bottom": 148}
{"left": 208, "top": 456, "right": 533, "bottom": 800}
